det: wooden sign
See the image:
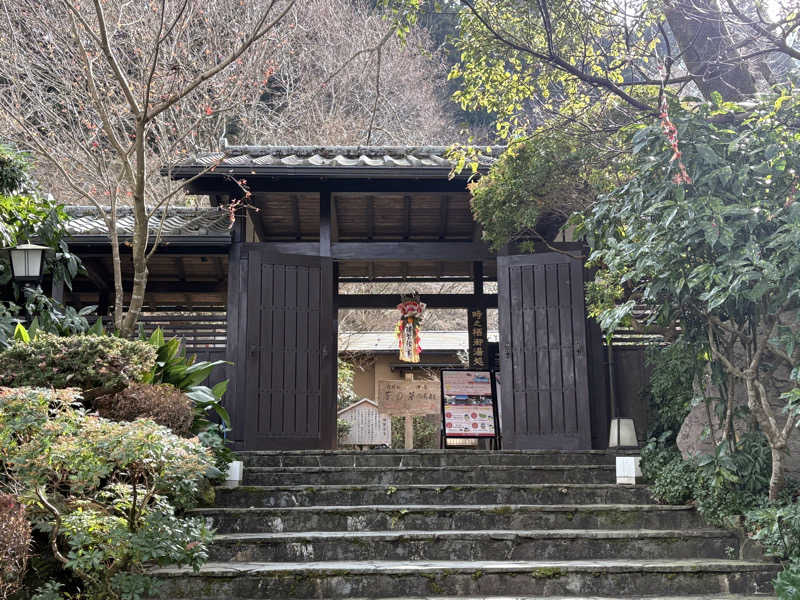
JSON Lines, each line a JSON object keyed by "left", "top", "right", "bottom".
{"left": 377, "top": 380, "right": 440, "bottom": 416}
{"left": 337, "top": 399, "right": 391, "bottom": 446}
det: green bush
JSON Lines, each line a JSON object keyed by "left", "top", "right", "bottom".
{"left": 139, "top": 328, "right": 233, "bottom": 475}
{"left": 644, "top": 341, "right": 701, "bottom": 438}
{"left": 776, "top": 559, "right": 800, "bottom": 599}
{"left": 0, "top": 334, "right": 156, "bottom": 398}
{"left": 647, "top": 449, "right": 698, "bottom": 506}
{"left": 95, "top": 383, "right": 194, "bottom": 437}
{"left": 746, "top": 502, "right": 800, "bottom": 560}
{"left": 0, "top": 386, "right": 214, "bottom": 599}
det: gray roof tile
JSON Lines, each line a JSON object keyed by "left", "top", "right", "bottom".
{"left": 169, "top": 144, "right": 503, "bottom": 174}
{"left": 64, "top": 206, "right": 232, "bottom": 238}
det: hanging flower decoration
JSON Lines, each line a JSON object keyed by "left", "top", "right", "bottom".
{"left": 395, "top": 295, "right": 425, "bottom": 363}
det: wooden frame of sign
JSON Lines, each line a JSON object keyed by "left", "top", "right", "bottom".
{"left": 439, "top": 369, "right": 501, "bottom": 450}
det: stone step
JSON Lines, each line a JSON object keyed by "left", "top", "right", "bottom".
{"left": 196, "top": 597, "right": 776, "bottom": 600}
{"left": 152, "top": 559, "right": 779, "bottom": 598}
{"left": 191, "top": 504, "right": 704, "bottom": 534}
{"left": 237, "top": 450, "right": 628, "bottom": 469}
{"left": 242, "top": 465, "right": 616, "bottom": 486}
{"left": 207, "top": 528, "right": 739, "bottom": 563}
{"left": 213, "top": 483, "right": 655, "bottom": 508}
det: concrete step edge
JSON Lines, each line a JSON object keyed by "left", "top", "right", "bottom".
{"left": 216, "top": 483, "right": 647, "bottom": 492}
{"left": 152, "top": 559, "right": 780, "bottom": 578}
{"left": 211, "top": 528, "right": 734, "bottom": 543}
{"left": 189, "top": 503, "right": 693, "bottom": 515}
{"left": 244, "top": 465, "right": 616, "bottom": 473}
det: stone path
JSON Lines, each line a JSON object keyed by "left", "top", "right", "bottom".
{"left": 153, "top": 449, "right": 779, "bottom": 599}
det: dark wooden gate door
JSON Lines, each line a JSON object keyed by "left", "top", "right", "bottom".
{"left": 237, "top": 246, "right": 336, "bottom": 449}
{"left": 497, "top": 253, "right": 591, "bottom": 449}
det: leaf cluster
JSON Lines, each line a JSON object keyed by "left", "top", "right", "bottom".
{"left": 0, "top": 387, "right": 214, "bottom": 600}
{"left": 0, "top": 334, "right": 156, "bottom": 397}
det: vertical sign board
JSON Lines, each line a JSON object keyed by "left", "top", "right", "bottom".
{"left": 338, "top": 399, "right": 392, "bottom": 446}
{"left": 440, "top": 369, "right": 501, "bottom": 449}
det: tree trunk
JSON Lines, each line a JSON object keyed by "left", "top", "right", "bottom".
{"left": 662, "top": 0, "right": 758, "bottom": 101}
{"left": 770, "top": 445, "right": 786, "bottom": 501}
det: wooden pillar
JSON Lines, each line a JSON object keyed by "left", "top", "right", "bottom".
{"left": 51, "top": 277, "right": 64, "bottom": 304}
{"left": 226, "top": 204, "right": 247, "bottom": 449}
{"left": 404, "top": 371, "right": 414, "bottom": 449}
{"left": 320, "top": 190, "right": 332, "bottom": 257}
{"left": 469, "top": 261, "right": 488, "bottom": 369}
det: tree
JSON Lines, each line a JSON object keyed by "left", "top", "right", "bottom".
{"left": 0, "top": 0, "right": 458, "bottom": 336}
{"left": 0, "top": 0, "right": 301, "bottom": 336}
{"left": 577, "top": 93, "right": 800, "bottom": 499}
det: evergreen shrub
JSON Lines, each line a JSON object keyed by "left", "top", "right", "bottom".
{"left": 0, "top": 334, "right": 156, "bottom": 397}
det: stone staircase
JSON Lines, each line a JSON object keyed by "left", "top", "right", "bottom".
{"left": 154, "top": 450, "right": 779, "bottom": 599}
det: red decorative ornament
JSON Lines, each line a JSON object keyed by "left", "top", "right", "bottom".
{"left": 395, "top": 295, "right": 425, "bottom": 363}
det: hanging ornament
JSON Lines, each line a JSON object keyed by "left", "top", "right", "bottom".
{"left": 395, "top": 294, "right": 425, "bottom": 363}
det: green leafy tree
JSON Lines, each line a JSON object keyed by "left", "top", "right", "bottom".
{"left": 577, "top": 92, "right": 800, "bottom": 500}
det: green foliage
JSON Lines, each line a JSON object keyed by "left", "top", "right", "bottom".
{"left": 0, "top": 387, "right": 214, "bottom": 599}
{"left": 140, "top": 328, "right": 232, "bottom": 474}
{"left": 337, "top": 359, "right": 359, "bottom": 410}
{"left": 775, "top": 560, "right": 800, "bottom": 600}
{"left": 578, "top": 92, "right": 800, "bottom": 497}
{"left": 747, "top": 502, "right": 800, "bottom": 560}
{"left": 644, "top": 341, "right": 702, "bottom": 438}
{"left": 0, "top": 334, "right": 156, "bottom": 396}
{"left": 640, "top": 442, "right": 697, "bottom": 506}
{"left": 643, "top": 430, "right": 774, "bottom": 527}
{"left": 0, "top": 142, "right": 29, "bottom": 194}
{"left": 468, "top": 133, "right": 621, "bottom": 249}
{"left": 0, "top": 290, "right": 99, "bottom": 350}
{"left": 391, "top": 415, "right": 439, "bottom": 449}
{"left": 337, "top": 418, "right": 352, "bottom": 445}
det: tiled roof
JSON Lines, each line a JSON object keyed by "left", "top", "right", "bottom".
{"left": 339, "top": 330, "right": 499, "bottom": 353}
{"left": 64, "top": 206, "right": 232, "bottom": 238}
{"left": 168, "top": 144, "right": 504, "bottom": 176}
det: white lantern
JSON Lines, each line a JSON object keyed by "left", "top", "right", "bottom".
{"left": 8, "top": 243, "right": 48, "bottom": 284}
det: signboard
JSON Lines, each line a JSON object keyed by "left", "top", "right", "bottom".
{"left": 337, "top": 399, "right": 391, "bottom": 446}
{"left": 440, "top": 369, "right": 500, "bottom": 445}
{"left": 377, "top": 380, "right": 440, "bottom": 416}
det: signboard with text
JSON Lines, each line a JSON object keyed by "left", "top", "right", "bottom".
{"left": 440, "top": 369, "right": 500, "bottom": 447}
{"left": 377, "top": 380, "right": 440, "bottom": 416}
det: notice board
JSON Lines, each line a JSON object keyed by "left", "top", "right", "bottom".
{"left": 440, "top": 369, "right": 500, "bottom": 446}
{"left": 377, "top": 379, "right": 440, "bottom": 416}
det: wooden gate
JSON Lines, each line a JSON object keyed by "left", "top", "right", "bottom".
{"left": 230, "top": 245, "right": 336, "bottom": 449}
{"left": 497, "top": 253, "right": 591, "bottom": 449}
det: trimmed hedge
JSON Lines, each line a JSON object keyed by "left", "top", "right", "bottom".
{"left": 96, "top": 383, "right": 194, "bottom": 437}
{"left": 0, "top": 334, "right": 156, "bottom": 397}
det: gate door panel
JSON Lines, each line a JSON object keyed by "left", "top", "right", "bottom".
{"left": 498, "top": 253, "right": 591, "bottom": 449}
{"left": 241, "top": 246, "right": 335, "bottom": 449}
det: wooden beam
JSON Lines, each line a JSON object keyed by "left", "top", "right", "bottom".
{"left": 176, "top": 257, "right": 187, "bottom": 282}
{"left": 403, "top": 195, "right": 412, "bottom": 240}
{"left": 367, "top": 196, "right": 375, "bottom": 240}
{"left": 213, "top": 256, "right": 225, "bottom": 280}
{"left": 82, "top": 259, "right": 111, "bottom": 291}
{"left": 439, "top": 195, "right": 449, "bottom": 239}
{"left": 256, "top": 241, "right": 496, "bottom": 261}
{"left": 320, "top": 190, "right": 332, "bottom": 257}
{"left": 291, "top": 194, "right": 302, "bottom": 240}
{"left": 336, "top": 293, "right": 498, "bottom": 309}
{"left": 72, "top": 281, "right": 226, "bottom": 294}
{"left": 247, "top": 198, "right": 268, "bottom": 242}
{"left": 331, "top": 195, "right": 340, "bottom": 242}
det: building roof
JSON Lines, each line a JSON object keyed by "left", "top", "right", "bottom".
{"left": 166, "top": 144, "right": 504, "bottom": 180}
{"left": 64, "top": 206, "right": 233, "bottom": 241}
{"left": 339, "top": 330, "right": 499, "bottom": 354}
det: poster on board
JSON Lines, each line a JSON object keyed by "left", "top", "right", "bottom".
{"left": 440, "top": 369, "right": 500, "bottom": 445}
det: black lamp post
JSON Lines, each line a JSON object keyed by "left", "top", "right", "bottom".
{"left": 7, "top": 242, "right": 48, "bottom": 286}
